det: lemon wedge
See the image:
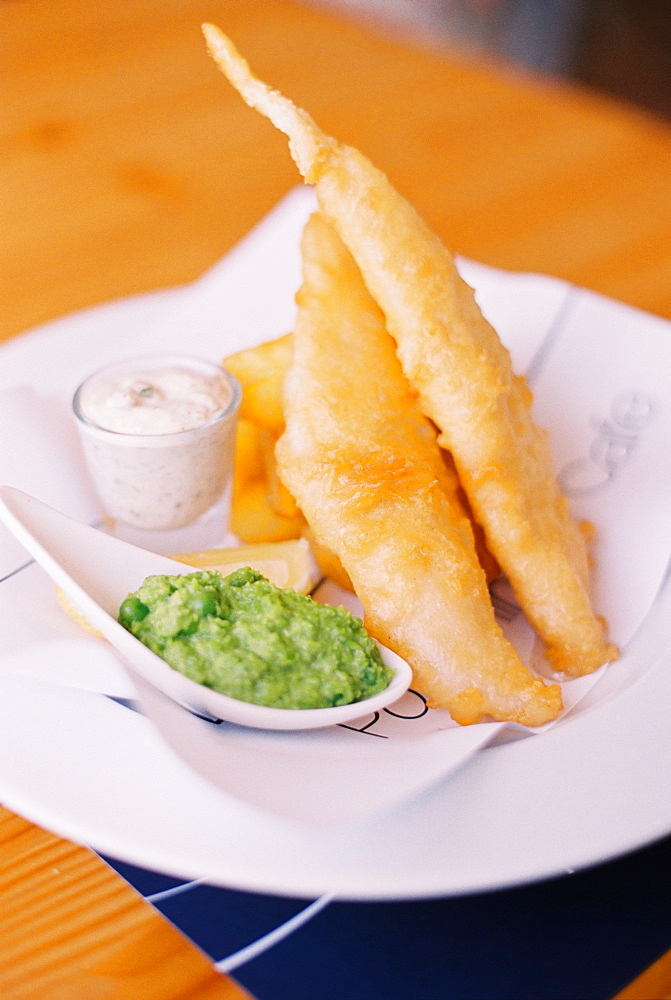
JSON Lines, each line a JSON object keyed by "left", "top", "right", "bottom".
{"left": 55, "top": 585, "right": 103, "bottom": 636}
{"left": 173, "top": 537, "right": 321, "bottom": 594}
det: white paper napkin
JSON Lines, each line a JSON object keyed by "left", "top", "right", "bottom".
{"left": 0, "top": 386, "right": 101, "bottom": 577}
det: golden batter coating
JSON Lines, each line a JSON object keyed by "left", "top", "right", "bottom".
{"left": 203, "top": 24, "right": 617, "bottom": 677}
{"left": 276, "top": 212, "right": 562, "bottom": 726}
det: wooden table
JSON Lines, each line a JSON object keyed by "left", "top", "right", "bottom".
{"left": 2, "top": 1, "right": 670, "bottom": 997}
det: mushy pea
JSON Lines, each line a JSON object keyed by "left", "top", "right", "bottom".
{"left": 118, "top": 567, "right": 392, "bottom": 709}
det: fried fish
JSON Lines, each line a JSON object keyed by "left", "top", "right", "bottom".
{"left": 203, "top": 23, "right": 617, "bottom": 677}
{"left": 276, "top": 212, "right": 562, "bottom": 725}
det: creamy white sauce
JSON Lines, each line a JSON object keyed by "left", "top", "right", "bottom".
{"left": 74, "top": 359, "right": 240, "bottom": 531}
{"left": 78, "top": 367, "right": 232, "bottom": 435}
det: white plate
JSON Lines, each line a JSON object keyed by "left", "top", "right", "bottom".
{"left": 0, "top": 187, "right": 670, "bottom": 900}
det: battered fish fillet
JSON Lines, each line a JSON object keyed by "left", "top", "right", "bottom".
{"left": 203, "top": 24, "right": 617, "bottom": 677}
{"left": 275, "top": 212, "right": 562, "bottom": 726}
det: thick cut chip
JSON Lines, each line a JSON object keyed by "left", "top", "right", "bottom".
{"left": 203, "top": 24, "right": 617, "bottom": 678}
{"left": 226, "top": 344, "right": 304, "bottom": 540}
{"left": 257, "top": 426, "right": 300, "bottom": 519}
{"left": 230, "top": 479, "right": 305, "bottom": 543}
{"left": 224, "top": 334, "right": 293, "bottom": 435}
{"left": 231, "top": 418, "right": 297, "bottom": 542}
{"left": 275, "top": 212, "right": 561, "bottom": 726}
{"left": 232, "top": 417, "right": 265, "bottom": 498}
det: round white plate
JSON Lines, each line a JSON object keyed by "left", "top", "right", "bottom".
{"left": 1, "top": 189, "right": 670, "bottom": 900}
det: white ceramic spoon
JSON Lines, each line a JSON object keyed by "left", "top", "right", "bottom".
{"left": 0, "top": 485, "right": 411, "bottom": 730}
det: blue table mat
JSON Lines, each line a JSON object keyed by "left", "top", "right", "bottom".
{"left": 102, "top": 831, "right": 671, "bottom": 1000}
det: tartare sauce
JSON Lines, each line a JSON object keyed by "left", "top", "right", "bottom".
{"left": 78, "top": 367, "right": 231, "bottom": 435}
{"left": 73, "top": 356, "right": 240, "bottom": 532}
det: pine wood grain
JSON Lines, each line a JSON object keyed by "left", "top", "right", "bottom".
{"left": 0, "top": 806, "right": 252, "bottom": 1000}
{"left": 2, "top": 0, "right": 671, "bottom": 344}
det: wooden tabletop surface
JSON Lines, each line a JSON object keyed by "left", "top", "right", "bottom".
{"left": 2, "top": 1, "right": 670, "bottom": 997}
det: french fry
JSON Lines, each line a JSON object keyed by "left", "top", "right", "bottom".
{"left": 225, "top": 339, "right": 303, "bottom": 536}
{"left": 257, "top": 427, "right": 300, "bottom": 519}
{"left": 224, "top": 333, "right": 293, "bottom": 436}
{"left": 230, "top": 479, "right": 305, "bottom": 544}
{"left": 232, "top": 417, "right": 265, "bottom": 499}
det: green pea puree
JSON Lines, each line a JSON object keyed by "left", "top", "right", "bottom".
{"left": 118, "top": 567, "right": 392, "bottom": 709}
